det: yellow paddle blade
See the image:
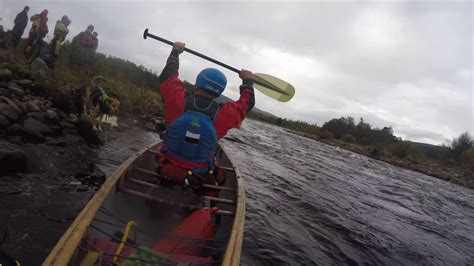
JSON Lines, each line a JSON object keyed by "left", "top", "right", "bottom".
{"left": 252, "top": 73, "right": 295, "bottom": 102}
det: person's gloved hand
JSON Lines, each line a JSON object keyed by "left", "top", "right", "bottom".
{"left": 239, "top": 69, "right": 253, "bottom": 80}
{"left": 172, "top": 41, "right": 185, "bottom": 54}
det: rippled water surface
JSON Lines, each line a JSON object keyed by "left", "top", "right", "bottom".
{"left": 99, "top": 120, "right": 474, "bottom": 265}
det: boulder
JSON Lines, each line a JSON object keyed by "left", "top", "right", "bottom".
{"left": 8, "top": 83, "right": 25, "bottom": 96}
{"left": 45, "top": 110, "right": 58, "bottom": 120}
{"left": 51, "top": 84, "right": 82, "bottom": 113}
{"left": 67, "top": 113, "right": 79, "bottom": 123}
{"left": 77, "top": 118, "right": 105, "bottom": 145}
{"left": 11, "top": 99, "right": 28, "bottom": 114}
{"left": 0, "top": 114, "right": 9, "bottom": 127}
{"left": 23, "top": 117, "right": 52, "bottom": 135}
{"left": 0, "top": 149, "right": 27, "bottom": 175}
{"left": 8, "top": 124, "right": 45, "bottom": 143}
{"left": 0, "top": 88, "right": 8, "bottom": 96}
{"left": 8, "top": 136, "right": 23, "bottom": 145}
{"left": 7, "top": 124, "right": 23, "bottom": 135}
{"left": 30, "top": 57, "right": 50, "bottom": 79}
{"left": 65, "top": 134, "right": 84, "bottom": 144}
{"left": 25, "top": 100, "right": 42, "bottom": 112}
{"left": 45, "top": 137, "right": 66, "bottom": 146}
{"left": 16, "top": 68, "right": 34, "bottom": 80}
{"left": 0, "top": 103, "right": 19, "bottom": 121}
{"left": 0, "top": 69, "right": 13, "bottom": 81}
{"left": 62, "top": 128, "right": 78, "bottom": 135}
{"left": 60, "top": 121, "right": 75, "bottom": 129}
{"left": 14, "top": 79, "right": 33, "bottom": 87}
{"left": 27, "top": 112, "right": 45, "bottom": 121}
{"left": 0, "top": 96, "right": 23, "bottom": 114}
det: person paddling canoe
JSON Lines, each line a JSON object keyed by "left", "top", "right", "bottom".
{"left": 156, "top": 41, "right": 255, "bottom": 193}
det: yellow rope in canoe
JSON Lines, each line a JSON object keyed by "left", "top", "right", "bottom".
{"left": 112, "top": 220, "right": 137, "bottom": 262}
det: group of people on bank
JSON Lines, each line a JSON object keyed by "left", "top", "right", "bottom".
{"left": 1, "top": 6, "right": 99, "bottom": 67}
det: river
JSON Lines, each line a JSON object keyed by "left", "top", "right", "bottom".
{"left": 97, "top": 119, "right": 474, "bottom": 265}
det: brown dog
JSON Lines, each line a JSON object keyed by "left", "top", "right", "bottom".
{"left": 83, "top": 76, "right": 120, "bottom": 131}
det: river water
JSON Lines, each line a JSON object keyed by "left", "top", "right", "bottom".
{"left": 97, "top": 119, "right": 474, "bottom": 265}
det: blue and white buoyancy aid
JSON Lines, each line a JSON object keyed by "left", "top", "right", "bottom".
{"left": 162, "top": 94, "right": 220, "bottom": 167}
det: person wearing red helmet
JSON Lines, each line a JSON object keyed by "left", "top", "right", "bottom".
{"left": 155, "top": 41, "right": 255, "bottom": 194}
{"left": 50, "top": 15, "right": 71, "bottom": 60}
{"left": 25, "top": 9, "right": 49, "bottom": 55}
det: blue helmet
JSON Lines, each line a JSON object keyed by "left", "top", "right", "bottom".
{"left": 195, "top": 68, "right": 227, "bottom": 96}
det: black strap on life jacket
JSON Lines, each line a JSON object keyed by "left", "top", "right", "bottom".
{"left": 184, "top": 93, "right": 220, "bottom": 122}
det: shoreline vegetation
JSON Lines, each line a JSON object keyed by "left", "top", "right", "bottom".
{"left": 1, "top": 41, "right": 472, "bottom": 189}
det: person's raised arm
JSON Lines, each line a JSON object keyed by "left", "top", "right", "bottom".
{"left": 159, "top": 41, "right": 185, "bottom": 82}
{"left": 214, "top": 69, "right": 255, "bottom": 138}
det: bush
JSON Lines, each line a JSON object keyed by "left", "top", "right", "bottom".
{"left": 341, "top": 134, "right": 356, "bottom": 143}
{"left": 461, "top": 147, "right": 474, "bottom": 171}
{"left": 387, "top": 141, "right": 420, "bottom": 159}
{"left": 320, "top": 130, "right": 334, "bottom": 140}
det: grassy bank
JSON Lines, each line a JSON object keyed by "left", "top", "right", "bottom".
{"left": 0, "top": 43, "right": 163, "bottom": 116}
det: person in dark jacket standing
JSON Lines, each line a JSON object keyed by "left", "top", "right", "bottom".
{"left": 12, "top": 6, "right": 29, "bottom": 47}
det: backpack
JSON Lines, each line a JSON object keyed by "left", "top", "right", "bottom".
{"left": 163, "top": 94, "right": 220, "bottom": 166}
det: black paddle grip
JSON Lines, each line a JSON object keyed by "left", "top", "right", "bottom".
{"left": 143, "top": 29, "right": 241, "bottom": 74}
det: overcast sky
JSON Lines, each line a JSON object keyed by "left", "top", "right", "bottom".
{"left": 0, "top": 0, "right": 472, "bottom": 144}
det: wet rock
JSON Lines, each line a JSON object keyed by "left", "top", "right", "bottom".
{"left": 7, "top": 124, "right": 22, "bottom": 135}
{"left": 28, "top": 81, "right": 51, "bottom": 97}
{"left": 0, "top": 103, "right": 19, "bottom": 121}
{"left": 51, "top": 84, "right": 82, "bottom": 113}
{"left": 0, "top": 114, "right": 9, "bottom": 127}
{"left": 0, "top": 69, "right": 13, "bottom": 81}
{"left": 45, "top": 137, "right": 66, "bottom": 146}
{"left": 24, "top": 117, "right": 53, "bottom": 135}
{"left": 20, "top": 128, "right": 45, "bottom": 143}
{"left": 65, "top": 134, "right": 84, "bottom": 144}
{"left": 45, "top": 110, "right": 58, "bottom": 121}
{"left": 27, "top": 112, "right": 45, "bottom": 122}
{"left": 50, "top": 125, "right": 61, "bottom": 133}
{"left": 77, "top": 118, "right": 105, "bottom": 145}
{"left": 62, "top": 128, "right": 78, "bottom": 135}
{"left": 30, "top": 57, "right": 50, "bottom": 79}
{"left": 8, "top": 136, "right": 23, "bottom": 145}
{"left": 25, "top": 100, "right": 42, "bottom": 112}
{"left": 16, "top": 68, "right": 34, "bottom": 80}
{"left": 0, "top": 96, "right": 23, "bottom": 115}
{"left": 145, "top": 122, "right": 155, "bottom": 132}
{"left": 67, "top": 113, "right": 79, "bottom": 123}
{"left": 60, "top": 121, "right": 75, "bottom": 129}
{"left": 14, "top": 79, "right": 33, "bottom": 87}
{"left": 11, "top": 99, "right": 28, "bottom": 114}
{"left": 0, "top": 88, "right": 8, "bottom": 96}
{"left": 0, "top": 149, "right": 27, "bottom": 175}
{"left": 7, "top": 122, "right": 45, "bottom": 143}
{"left": 8, "top": 83, "right": 25, "bottom": 96}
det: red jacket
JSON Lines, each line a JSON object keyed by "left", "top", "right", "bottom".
{"left": 158, "top": 50, "right": 255, "bottom": 169}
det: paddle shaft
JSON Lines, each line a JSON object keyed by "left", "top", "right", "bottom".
{"left": 144, "top": 29, "right": 241, "bottom": 74}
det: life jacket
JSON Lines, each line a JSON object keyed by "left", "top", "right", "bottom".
{"left": 162, "top": 94, "right": 220, "bottom": 169}
{"left": 54, "top": 21, "right": 68, "bottom": 40}
{"left": 31, "top": 14, "right": 48, "bottom": 32}
{"left": 91, "top": 86, "right": 110, "bottom": 113}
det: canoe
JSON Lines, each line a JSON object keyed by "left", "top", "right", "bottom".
{"left": 43, "top": 140, "right": 245, "bottom": 265}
